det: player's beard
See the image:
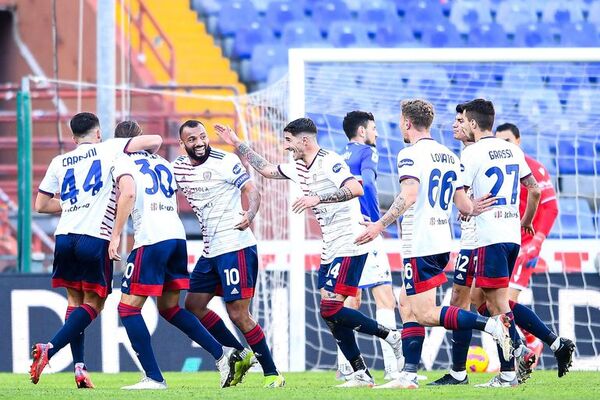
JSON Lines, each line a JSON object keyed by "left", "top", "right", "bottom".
{"left": 186, "top": 144, "right": 210, "bottom": 163}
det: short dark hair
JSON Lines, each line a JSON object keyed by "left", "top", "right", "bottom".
{"left": 283, "top": 117, "right": 317, "bottom": 136}
{"left": 70, "top": 112, "right": 99, "bottom": 136}
{"left": 114, "top": 120, "right": 142, "bottom": 138}
{"left": 342, "top": 111, "right": 375, "bottom": 140}
{"left": 495, "top": 122, "right": 520, "bottom": 139}
{"left": 457, "top": 99, "right": 495, "bottom": 132}
{"left": 401, "top": 99, "right": 435, "bottom": 130}
{"left": 179, "top": 119, "right": 205, "bottom": 137}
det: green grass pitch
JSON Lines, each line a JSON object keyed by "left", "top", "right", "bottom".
{"left": 0, "top": 370, "right": 597, "bottom": 399}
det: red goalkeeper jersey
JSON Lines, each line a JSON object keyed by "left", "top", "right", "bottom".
{"left": 519, "top": 154, "right": 559, "bottom": 241}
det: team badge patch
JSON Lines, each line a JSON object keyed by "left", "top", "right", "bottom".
{"left": 332, "top": 163, "right": 342, "bottom": 173}
{"left": 233, "top": 163, "right": 242, "bottom": 174}
{"left": 203, "top": 171, "right": 212, "bottom": 180}
{"left": 398, "top": 158, "right": 414, "bottom": 168}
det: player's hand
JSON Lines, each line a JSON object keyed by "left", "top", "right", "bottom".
{"left": 458, "top": 212, "right": 471, "bottom": 222}
{"left": 521, "top": 222, "right": 535, "bottom": 236}
{"left": 292, "top": 195, "right": 320, "bottom": 213}
{"left": 471, "top": 193, "right": 497, "bottom": 216}
{"left": 214, "top": 124, "right": 241, "bottom": 146}
{"left": 354, "top": 221, "right": 384, "bottom": 245}
{"left": 234, "top": 210, "right": 253, "bottom": 230}
{"left": 108, "top": 235, "right": 121, "bottom": 261}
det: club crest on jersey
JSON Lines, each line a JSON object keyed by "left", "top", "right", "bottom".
{"left": 203, "top": 171, "right": 212, "bottom": 180}
{"left": 332, "top": 163, "right": 343, "bottom": 173}
{"left": 398, "top": 158, "right": 414, "bottom": 168}
{"left": 233, "top": 163, "right": 242, "bottom": 174}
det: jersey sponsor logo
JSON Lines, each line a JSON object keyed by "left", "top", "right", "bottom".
{"left": 203, "top": 171, "right": 212, "bottom": 180}
{"left": 332, "top": 163, "right": 343, "bottom": 173}
{"left": 232, "top": 163, "right": 242, "bottom": 174}
{"left": 398, "top": 158, "right": 414, "bottom": 168}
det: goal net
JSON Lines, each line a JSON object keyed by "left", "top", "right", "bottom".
{"left": 285, "top": 48, "right": 600, "bottom": 372}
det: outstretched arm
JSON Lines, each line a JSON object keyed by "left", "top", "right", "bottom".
{"left": 214, "top": 124, "right": 286, "bottom": 179}
{"left": 291, "top": 177, "right": 363, "bottom": 213}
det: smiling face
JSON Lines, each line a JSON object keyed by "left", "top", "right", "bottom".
{"left": 180, "top": 124, "right": 209, "bottom": 161}
{"left": 283, "top": 131, "right": 306, "bottom": 161}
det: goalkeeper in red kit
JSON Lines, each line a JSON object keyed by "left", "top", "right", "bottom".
{"left": 495, "top": 123, "right": 559, "bottom": 363}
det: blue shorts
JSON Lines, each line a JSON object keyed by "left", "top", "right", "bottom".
{"left": 318, "top": 253, "right": 368, "bottom": 297}
{"left": 52, "top": 234, "right": 113, "bottom": 298}
{"left": 190, "top": 245, "right": 258, "bottom": 302}
{"left": 475, "top": 242, "right": 520, "bottom": 288}
{"left": 453, "top": 248, "right": 477, "bottom": 287}
{"left": 122, "top": 239, "right": 189, "bottom": 297}
{"left": 403, "top": 252, "right": 450, "bottom": 296}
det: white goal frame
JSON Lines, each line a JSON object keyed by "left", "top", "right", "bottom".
{"left": 286, "top": 47, "right": 600, "bottom": 372}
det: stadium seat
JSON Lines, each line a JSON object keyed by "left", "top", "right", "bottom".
{"left": 232, "top": 22, "right": 275, "bottom": 59}
{"left": 191, "top": 0, "right": 221, "bottom": 15}
{"left": 559, "top": 22, "right": 600, "bottom": 47}
{"left": 217, "top": 1, "right": 258, "bottom": 36}
{"left": 589, "top": 1, "right": 600, "bottom": 25}
{"left": 326, "top": 21, "right": 371, "bottom": 48}
{"left": 267, "top": 65, "right": 289, "bottom": 84}
{"left": 513, "top": 23, "right": 558, "bottom": 47}
{"left": 419, "top": 22, "right": 464, "bottom": 48}
{"left": 541, "top": 0, "right": 585, "bottom": 24}
{"left": 518, "top": 88, "right": 563, "bottom": 126}
{"left": 374, "top": 22, "right": 415, "bottom": 47}
{"left": 502, "top": 65, "right": 545, "bottom": 91}
{"left": 249, "top": 44, "right": 287, "bottom": 82}
{"left": 406, "top": 66, "right": 450, "bottom": 99}
{"left": 265, "top": 1, "right": 306, "bottom": 36}
{"left": 551, "top": 139, "right": 596, "bottom": 175}
{"left": 467, "top": 23, "right": 510, "bottom": 47}
{"left": 401, "top": 0, "right": 446, "bottom": 25}
{"left": 312, "top": 0, "right": 352, "bottom": 35}
{"left": 281, "top": 21, "right": 326, "bottom": 47}
{"left": 449, "top": 0, "right": 492, "bottom": 34}
{"left": 495, "top": 0, "right": 538, "bottom": 34}
{"left": 565, "top": 88, "right": 600, "bottom": 126}
{"left": 556, "top": 197, "right": 596, "bottom": 238}
{"left": 357, "top": 0, "right": 398, "bottom": 36}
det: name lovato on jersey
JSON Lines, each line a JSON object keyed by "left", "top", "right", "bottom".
{"left": 489, "top": 149, "right": 514, "bottom": 160}
{"left": 430, "top": 153, "right": 456, "bottom": 163}
{"left": 62, "top": 147, "right": 98, "bottom": 166}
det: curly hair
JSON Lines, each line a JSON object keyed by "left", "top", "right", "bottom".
{"left": 401, "top": 99, "right": 435, "bottom": 130}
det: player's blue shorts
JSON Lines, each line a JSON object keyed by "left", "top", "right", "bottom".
{"left": 190, "top": 245, "right": 258, "bottom": 302}
{"left": 453, "top": 248, "right": 477, "bottom": 287}
{"left": 122, "top": 239, "right": 189, "bottom": 297}
{"left": 318, "top": 253, "right": 368, "bottom": 297}
{"left": 475, "top": 242, "right": 520, "bottom": 289}
{"left": 52, "top": 234, "right": 113, "bottom": 298}
{"left": 403, "top": 252, "right": 450, "bottom": 296}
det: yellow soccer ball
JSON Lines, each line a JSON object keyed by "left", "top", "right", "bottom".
{"left": 466, "top": 345, "right": 489, "bottom": 373}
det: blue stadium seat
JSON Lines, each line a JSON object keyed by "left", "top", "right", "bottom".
{"left": 232, "top": 22, "right": 275, "bottom": 59}
{"left": 406, "top": 65, "right": 450, "bottom": 99}
{"left": 495, "top": 0, "right": 538, "bottom": 34}
{"left": 191, "top": 0, "right": 221, "bottom": 15}
{"left": 312, "top": 0, "right": 352, "bottom": 35}
{"left": 402, "top": 0, "right": 446, "bottom": 27}
{"left": 378, "top": 154, "right": 396, "bottom": 174}
{"left": 327, "top": 21, "right": 372, "bottom": 48}
{"left": 502, "top": 65, "right": 545, "bottom": 91}
{"left": 559, "top": 22, "right": 600, "bottom": 47}
{"left": 541, "top": 0, "right": 585, "bottom": 24}
{"left": 551, "top": 139, "right": 596, "bottom": 175}
{"left": 449, "top": 0, "right": 492, "bottom": 34}
{"left": 267, "top": 65, "right": 288, "bottom": 84}
{"left": 249, "top": 44, "right": 287, "bottom": 82}
{"left": 556, "top": 197, "right": 596, "bottom": 238}
{"left": 281, "top": 21, "right": 326, "bottom": 47}
{"left": 467, "top": 23, "right": 509, "bottom": 47}
{"left": 589, "top": 1, "right": 600, "bottom": 25}
{"left": 518, "top": 88, "right": 563, "bottom": 125}
{"left": 419, "top": 22, "right": 464, "bottom": 47}
{"left": 218, "top": 1, "right": 258, "bottom": 36}
{"left": 565, "top": 88, "right": 600, "bottom": 126}
{"left": 513, "top": 23, "right": 558, "bottom": 47}
{"left": 265, "top": 1, "right": 306, "bottom": 36}
{"left": 358, "top": 0, "right": 398, "bottom": 36}
{"left": 374, "top": 22, "right": 415, "bottom": 47}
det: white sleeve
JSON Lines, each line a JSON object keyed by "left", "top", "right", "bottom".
{"left": 103, "top": 138, "right": 133, "bottom": 159}
{"left": 459, "top": 148, "right": 475, "bottom": 188}
{"left": 322, "top": 154, "right": 354, "bottom": 188}
{"left": 517, "top": 148, "right": 532, "bottom": 179}
{"left": 224, "top": 154, "right": 251, "bottom": 189}
{"left": 396, "top": 147, "right": 421, "bottom": 182}
{"left": 38, "top": 158, "right": 60, "bottom": 196}
{"left": 276, "top": 162, "right": 299, "bottom": 183}
{"left": 112, "top": 155, "right": 136, "bottom": 183}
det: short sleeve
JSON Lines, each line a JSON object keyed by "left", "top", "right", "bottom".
{"left": 224, "top": 154, "right": 251, "bottom": 189}
{"left": 38, "top": 157, "right": 60, "bottom": 197}
{"left": 277, "top": 162, "right": 298, "bottom": 183}
{"left": 104, "top": 138, "right": 133, "bottom": 158}
{"left": 459, "top": 147, "right": 475, "bottom": 188}
{"left": 517, "top": 148, "right": 532, "bottom": 179}
{"left": 360, "top": 147, "right": 378, "bottom": 177}
{"left": 396, "top": 147, "right": 420, "bottom": 182}
{"left": 323, "top": 154, "right": 354, "bottom": 188}
{"left": 113, "top": 155, "right": 137, "bottom": 183}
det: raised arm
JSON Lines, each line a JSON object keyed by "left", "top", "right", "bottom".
{"left": 235, "top": 180, "right": 261, "bottom": 230}
{"left": 125, "top": 134, "right": 163, "bottom": 154}
{"left": 520, "top": 174, "right": 541, "bottom": 235}
{"left": 214, "top": 124, "right": 286, "bottom": 179}
{"left": 108, "top": 175, "right": 136, "bottom": 261}
{"left": 354, "top": 178, "right": 419, "bottom": 245}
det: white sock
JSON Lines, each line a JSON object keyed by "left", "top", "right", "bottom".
{"left": 74, "top": 362, "right": 85, "bottom": 369}
{"left": 376, "top": 308, "right": 399, "bottom": 373}
{"left": 450, "top": 369, "right": 467, "bottom": 381}
{"left": 550, "top": 337, "right": 561, "bottom": 352}
{"left": 483, "top": 317, "right": 497, "bottom": 334}
{"left": 500, "top": 371, "right": 516, "bottom": 381}
{"left": 337, "top": 347, "right": 352, "bottom": 373}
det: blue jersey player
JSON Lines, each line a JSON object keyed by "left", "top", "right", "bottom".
{"left": 337, "top": 111, "right": 401, "bottom": 381}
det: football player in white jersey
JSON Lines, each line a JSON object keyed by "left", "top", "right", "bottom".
{"left": 174, "top": 120, "right": 284, "bottom": 388}
{"left": 30, "top": 112, "right": 162, "bottom": 387}
{"left": 354, "top": 99, "right": 511, "bottom": 390}
{"left": 215, "top": 118, "right": 405, "bottom": 388}
{"left": 106, "top": 121, "right": 242, "bottom": 390}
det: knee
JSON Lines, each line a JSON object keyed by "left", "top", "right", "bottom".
{"left": 413, "top": 308, "right": 436, "bottom": 326}
{"left": 184, "top": 297, "right": 205, "bottom": 315}
{"left": 320, "top": 299, "right": 343, "bottom": 321}
{"left": 346, "top": 296, "right": 360, "bottom": 310}
{"left": 226, "top": 305, "right": 251, "bottom": 327}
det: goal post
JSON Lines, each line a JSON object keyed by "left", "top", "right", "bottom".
{"left": 287, "top": 47, "right": 600, "bottom": 372}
